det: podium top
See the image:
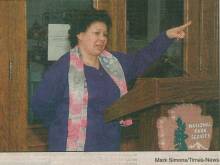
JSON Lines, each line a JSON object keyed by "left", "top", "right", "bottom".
{"left": 104, "top": 77, "right": 219, "bottom": 122}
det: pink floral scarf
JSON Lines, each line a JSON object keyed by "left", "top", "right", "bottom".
{"left": 66, "top": 46, "right": 128, "bottom": 151}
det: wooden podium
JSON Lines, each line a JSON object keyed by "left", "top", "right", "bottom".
{"left": 104, "top": 77, "right": 219, "bottom": 151}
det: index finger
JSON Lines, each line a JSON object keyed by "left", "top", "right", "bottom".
{"left": 179, "top": 21, "right": 192, "bottom": 30}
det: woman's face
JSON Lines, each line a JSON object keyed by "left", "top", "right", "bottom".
{"left": 77, "top": 21, "right": 108, "bottom": 57}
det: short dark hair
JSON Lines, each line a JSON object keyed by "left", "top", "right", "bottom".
{"left": 68, "top": 9, "right": 112, "bottom": 48}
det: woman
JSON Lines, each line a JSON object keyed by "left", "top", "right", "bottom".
{"left": 31, "top": 9, "right": 191, "bottom": 151}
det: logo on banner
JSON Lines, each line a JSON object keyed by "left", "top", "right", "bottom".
{"left": 157, "top": 104, "right": 213, "bottom": 150}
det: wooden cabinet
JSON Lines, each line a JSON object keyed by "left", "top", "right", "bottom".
{"left": 0, "top": 0, "right": 27, "bottom": 151}
{"left": 0, "top": 1, "right": 10, "bottom": 150}
{"left": 0, "top": 0, "right": 218, "bottom": 151}
{"left": 184, "top": 0, "right": 219, "bottom": 79}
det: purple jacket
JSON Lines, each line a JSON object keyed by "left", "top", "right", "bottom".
{"left": 31, "top": 33, "right": 173, "bottom": 151}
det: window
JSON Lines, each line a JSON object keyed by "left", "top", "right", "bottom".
{"left": 27, "top": 0, "right": 93, "bottom": 123}
{"left": 127, "top": 0, "right": 184, "bottom": 77}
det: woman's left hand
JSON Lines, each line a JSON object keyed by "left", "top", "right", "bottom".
{"left": 166, "top": 21, "right": 192, "bottom": 40}
{"left": 120, "top": 119, "right": 133, "bottom": 127}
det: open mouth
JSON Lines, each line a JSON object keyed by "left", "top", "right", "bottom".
{"left": 96, "top": 45, "right": 104, "bottom": 50}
